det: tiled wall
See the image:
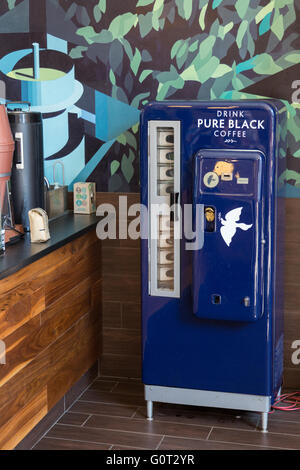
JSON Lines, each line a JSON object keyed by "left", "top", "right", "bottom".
{"left": 283, "top": 198, "right": 300, "bottom": 389}
{"left": 98, "top": 192, "right": 300, "bottom": 390}
{"left": 97, "top": 193, "right": 141, "bottom": 379}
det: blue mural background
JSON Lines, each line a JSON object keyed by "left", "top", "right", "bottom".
{"left": 0, "top": 0, "right": 299, "bottom": 195}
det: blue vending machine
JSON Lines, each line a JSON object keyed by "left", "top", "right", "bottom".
{"left": 140, "top": 100, "right": 286, "bottom": 432}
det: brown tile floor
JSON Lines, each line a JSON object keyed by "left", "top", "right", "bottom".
{"left": 33, "top": 378, "right": 300, "bottom": 450}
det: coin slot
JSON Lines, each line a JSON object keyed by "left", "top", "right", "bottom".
{"left": 204, "top": 206, "right": 216, "bottom": 232}
{"left": 212, "top": 294, "right": 221, "bottom": 305}
{"left": 221, "top": 173, "right": 233, "bottom": 181}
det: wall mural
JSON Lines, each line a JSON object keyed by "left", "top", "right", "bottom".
{"left": 0, "top": 0, "right": 299, "bottom": 195}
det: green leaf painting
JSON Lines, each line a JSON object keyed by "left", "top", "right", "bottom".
{"left": 137, "top": 0, "right": 155, "bottom": 6}
{"left": 109, "top": 13, "right": 138, "bottom": 39}
{"left": 2, "top": 0, "right": 298, "bottom": 192}
{"left": 72, "top": 0, "right": 300, "bottom": 192}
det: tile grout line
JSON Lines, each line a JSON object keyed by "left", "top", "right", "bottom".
{"left": 39, "top": 435, "right": 150, "bottom": 451}
{"left": 78, "top": 398, "right": 145, "bottom": 407}
{"left": 206, "top": 426, "right": 214, "bottom": 440}
{"left": 155, "top": 435, "right": 165, "bottom": 450}
{"left": 110, "top": 382, "right": 120, "bottom": 393}
{"left": 52, "top": 420, "right": 300, "bottom": 447}
{"left": 56, "top": 413, "right": 214, "bottom": 432}
{"left": 30, "top": 409, "right": 66, "bottom": 450}
{"left": 65, "top": 375, "right": 101, "bottom": 413}
{"left": 34, "top": 372, "right": 300, "bottom": 450}
{"left": 38, "top": 435, "right": 113, "bottom": 447}
{"left": 131, "top": 407, "right": 139, "bottom": 419}
{"left": 51, "top": 422, "right": 205, "bottom": 446}
{"left": 52, "top": 422, "right": 229, "bottom": 444}
{"left": 77, "top": 397, "right": 143, "bottom": 407}
{"left": 81, "top": 415, "right": 92, "bottom": 427}
{"left": 268, "top": 416, "right": 300, "bottom": 425}
{"left": 197, "top": 437, "right": 295, "bottom": 451}
{"left": 30, "top": 375, "right": 100, "bottom": 450}
{"left": 66, "top": 403, "right": 263, "bottom": 432}
{"left": 66, "top": 409, "right": 139, "bottom": 420}
{"left": 42, "top": 423, "right": 299, "bottom": 451}
{"left": 54, "top": 422, "right": 164, "bottom": 438}
{"left": 97, "top": 375, "right": 142, "bottom": 382}
{"left": 200, "top": 424, "right": 300, "bottom": 438}
{"left": 66, "top": 395, "right": 300, "bottom": 437}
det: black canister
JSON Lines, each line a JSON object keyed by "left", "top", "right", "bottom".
{"left": 8, "top": 108, "right": 44, "bottom": 231}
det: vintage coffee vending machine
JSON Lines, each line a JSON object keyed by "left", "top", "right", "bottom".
{"left": 140, "top": 100, "right": 286, "bottom": 432}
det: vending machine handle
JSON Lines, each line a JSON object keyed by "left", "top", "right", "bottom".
{"left": 170, "top": 191, "right": 179, "bottom": 222}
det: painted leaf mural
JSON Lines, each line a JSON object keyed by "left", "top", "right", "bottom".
{"left": 0, "top": 0, "right": 298, "bottom": 194}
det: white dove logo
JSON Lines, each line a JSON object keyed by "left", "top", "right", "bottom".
{"left": 220, "top": 207, "right": 252, "bottom": 247}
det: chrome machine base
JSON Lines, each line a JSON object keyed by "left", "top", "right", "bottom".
{"left": 145, "top": 384, "right": 271, "bottom": 432}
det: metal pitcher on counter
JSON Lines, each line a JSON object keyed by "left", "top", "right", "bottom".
{"left": 44, "top": 161, "right": 68, "bottom": 220}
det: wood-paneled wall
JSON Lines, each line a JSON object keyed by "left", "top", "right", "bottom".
{"left": 98, "top": 192, "right": 300, "bottom": 390}
{"left": 0, "top": 230, "right": 102, "bottom": 449}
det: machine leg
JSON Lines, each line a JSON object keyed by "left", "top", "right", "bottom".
{"left": 261, "top": 412, "right": 268, "bottom": 433}
{"left": 147, "top": 400, "right": 153, "bottom": 420}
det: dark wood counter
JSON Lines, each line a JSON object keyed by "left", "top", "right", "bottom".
{"left": 0, "top": 212, "right": 100, "bottom": 280}
{"left": 0, "top": 213, "right": 102, "bottom": 449}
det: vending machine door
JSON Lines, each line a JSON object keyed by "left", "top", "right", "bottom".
{"left": 192, "top": 149, "right": 265, "bottom": 322}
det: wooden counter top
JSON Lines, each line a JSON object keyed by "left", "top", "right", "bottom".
{"left": 0, "top": 212, "right": 100, "bottom": 280}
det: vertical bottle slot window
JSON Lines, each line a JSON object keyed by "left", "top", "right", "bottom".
{"left": 148, "top": 120, "right": 180, "bottom": 298}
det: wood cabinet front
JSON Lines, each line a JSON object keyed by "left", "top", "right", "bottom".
{"left": 0, "top": 230, "right": 102, "bottom": 450}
